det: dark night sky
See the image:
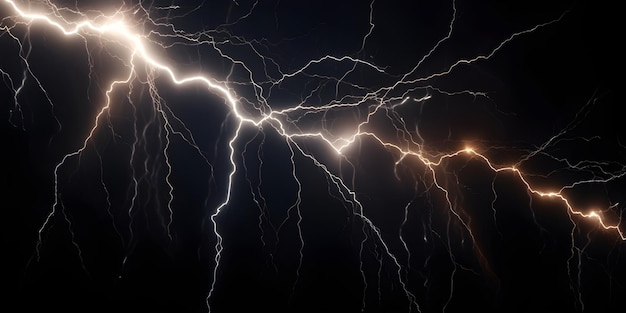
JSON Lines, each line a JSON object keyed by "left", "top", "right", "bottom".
{"left": 1, "top": 1, "right": 624, "bottom": 313}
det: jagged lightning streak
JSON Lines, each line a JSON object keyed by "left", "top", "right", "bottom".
{"left": 2, "top": 0, "right": 624, "bottom": 312}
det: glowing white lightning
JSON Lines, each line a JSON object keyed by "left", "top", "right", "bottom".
{"left": 2, "top": 1, "right": 624, "bottom": 312}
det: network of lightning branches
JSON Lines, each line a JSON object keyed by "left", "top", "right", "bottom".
{"left": 2, "top": 0, "right": 625, "bottom": 312}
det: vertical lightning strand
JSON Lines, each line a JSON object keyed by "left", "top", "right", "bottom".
{"left": 284, "top": 138, "right": 305, "bottom": 299}
{"left": 148, "top": 69, "right": 175, "bottom": 240}
{"left": 37, "top": 68, "right": 132, "bottom": 258}
{"left": 242, "top": 131, "right": 268, "bottom": 249}
{"left": 207, "top": 120, "right": 243, "bottom": 310}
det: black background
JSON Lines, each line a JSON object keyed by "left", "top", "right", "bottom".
{"left": 2, "top": 1, "right": 624, "bottom": 312}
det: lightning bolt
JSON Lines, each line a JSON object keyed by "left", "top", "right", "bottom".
{"left": 2, "top": 0, "right": 623, "bottom": 312}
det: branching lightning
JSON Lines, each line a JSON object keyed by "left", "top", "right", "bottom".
{"left": 2, "top": 0, "right": 624, "bottom": 312}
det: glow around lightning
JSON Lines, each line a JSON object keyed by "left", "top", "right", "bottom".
{"left": 2, "top": 0, "right": 625, "bottom": 312}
